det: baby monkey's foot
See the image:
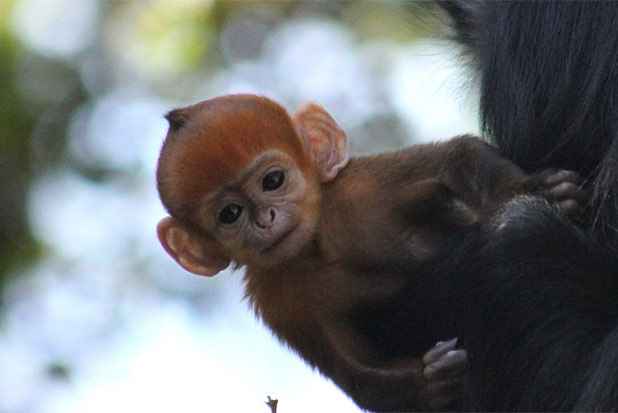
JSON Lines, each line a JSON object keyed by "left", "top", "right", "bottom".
{"left": 531, "top": 169, "right": 588, "bottom": 216}
{"left": 420, "top": 338, "right": 467, "bottom": 410}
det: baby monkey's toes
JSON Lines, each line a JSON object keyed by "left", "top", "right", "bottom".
{"left": 535, "top": 169, "right": 589, "bottom": 215}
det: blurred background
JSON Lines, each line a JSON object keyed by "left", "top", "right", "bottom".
{"left": 0, "top": 1, "right": 478, "bottom": 412}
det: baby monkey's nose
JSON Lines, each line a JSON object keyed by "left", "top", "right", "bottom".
{"left": 256, "top": 207, "right": 276, "bottom": 229}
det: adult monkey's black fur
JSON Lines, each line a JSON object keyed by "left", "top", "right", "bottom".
{"left": 435, "top": 1, "right": 618, "bottom": 410}
{"left": 440, "top": 1, "right": 618, "bottom": 250}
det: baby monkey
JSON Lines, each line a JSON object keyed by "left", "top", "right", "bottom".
{"left": 156, "top": 94, "right": 584, "bottom": 411}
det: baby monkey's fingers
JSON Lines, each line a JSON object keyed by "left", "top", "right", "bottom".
{"left": 421, "top": 338, "right": 467, "bottom": 410}
{"left": 421, "top": 339, "right": 467, "bottom": 410}
{"left": 533, "top": 169, "right": 589, "bottom": 216}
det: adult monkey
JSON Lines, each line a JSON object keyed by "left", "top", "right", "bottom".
{"left": 437, "top": 1, "right": 618, "bottom": 410}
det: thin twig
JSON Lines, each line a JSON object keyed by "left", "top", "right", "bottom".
{"left": 265, "top": 396, "right": 278, "bottom": 413}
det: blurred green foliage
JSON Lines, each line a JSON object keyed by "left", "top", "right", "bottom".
{"left": 0, "top": 0, "right": 38, "bottom": 288}
{"left": 0, "top": 1, "right": 93, "bottom": 294}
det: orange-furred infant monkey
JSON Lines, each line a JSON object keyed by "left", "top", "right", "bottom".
{"left": 156, "top": 94, "right": 583, "bottom": 411}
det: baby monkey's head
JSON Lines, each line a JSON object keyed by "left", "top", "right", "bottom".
{"left": 156, "top": 94, "right": 349, "bottom": 273}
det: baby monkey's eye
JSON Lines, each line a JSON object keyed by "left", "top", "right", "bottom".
{"left": 219, "top": 204, "right": 243, "bottom": 224}
{"left": 262, "top": 170, "right": 285, "bottom": 191}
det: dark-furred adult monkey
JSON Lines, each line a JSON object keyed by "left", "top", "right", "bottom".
{"left": 432, "top": 1, "right": 618, "bottom": 410}
{"left": 155, "top": 94, "right": 583, "bottom": 411}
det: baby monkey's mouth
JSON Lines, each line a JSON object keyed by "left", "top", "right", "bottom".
{"left": 261, "top": 223, "right": 299, "bottom": 254}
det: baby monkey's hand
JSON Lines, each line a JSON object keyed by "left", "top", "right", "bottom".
{"left": 529, "top": 169, "right": 588, "bottom": 216}
{"left": 420, "top": 338, "right": 467, "bottom": 410}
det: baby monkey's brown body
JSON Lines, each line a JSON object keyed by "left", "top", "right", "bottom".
{"left": 156, "top": 94, "right": 583, "bottom": 411}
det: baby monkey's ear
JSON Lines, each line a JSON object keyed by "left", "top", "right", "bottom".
{"left": 293, "top": 103, "right": 349, "bottom": 182}
{"left": 157, "top": 217, "right": 230, "bottom": 277}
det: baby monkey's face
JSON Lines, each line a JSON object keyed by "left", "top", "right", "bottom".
{"left": 195, "top": 150, "right": 321, "bottom": 269}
